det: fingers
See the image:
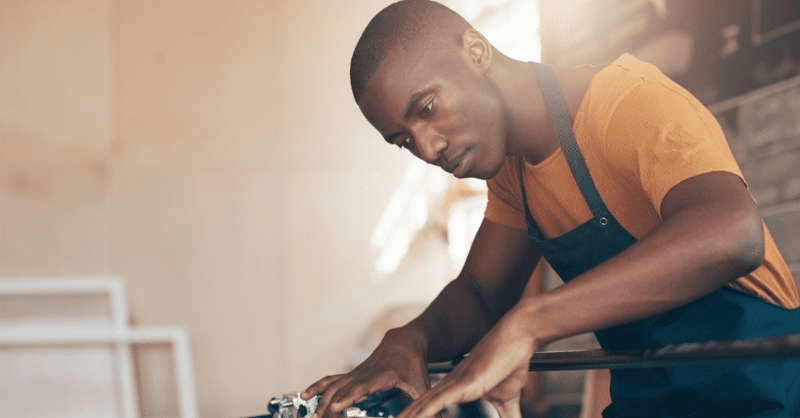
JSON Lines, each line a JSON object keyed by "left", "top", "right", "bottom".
{"left": 397, "top": 362, "right": 528, "bottom": 418}
{"left": 302, "top": 374, "right": 347, "bottom": 418}
{"left": 302, "top": 338, "right": 430, "bottom": 417}
{"left": 490, "top": 396, "right": 522, "bottom": 418}
{"left": 302, "top": 374, "right": 362, "bottom": 418}
{"left": 329, "top": 380, "right": 376, "bottom": 411}
{"left": 484, "top": 367, "right": 529, "bottom": 404}
{"left": 397, "top": 377, "right": 474, "bottom": 418}
{"left": 328, "top": 371, "right": 419, "bottom": 411}
{"left": 310, "top": 372, "right": 409, "bottom": 418}
{"left": 302, "top": 374, "right": 344, "bottom": 399}
{"left": 314, "top": 377, "right": 351, "bottom": 418}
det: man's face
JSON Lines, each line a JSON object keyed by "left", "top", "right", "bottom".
{"left": 357, "top": 41, "right": 508, "bottom": 179}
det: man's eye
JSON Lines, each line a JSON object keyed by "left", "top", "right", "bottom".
{"left": 420, "top": 100, "right": 434, "bottom": 117}
{"left": 398, "top": 136, "right": 413, "bottom": 149}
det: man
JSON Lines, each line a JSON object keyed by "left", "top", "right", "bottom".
{"left": 303, "top": 1, "right": 800, "bottom": 417}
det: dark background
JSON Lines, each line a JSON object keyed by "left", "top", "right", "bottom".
{"left": 540, "top": 0, "right": 800, "bottom": 103}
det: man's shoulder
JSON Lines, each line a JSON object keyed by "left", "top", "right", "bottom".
{"left": 590, "top": 54, "right": 652, "bottom": 102}
{"left": 598, "top": 53, "right": 662, "bottom": 79}
{"left": 582, "top": 54, "right": 686, "bottom": 137}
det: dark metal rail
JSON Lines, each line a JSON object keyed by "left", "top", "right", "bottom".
{"left": 427, "top": 333, "right": 800, "bottom": 373}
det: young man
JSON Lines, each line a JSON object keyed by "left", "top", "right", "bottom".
{"left": 303, "top": 1, "right": 800, "bottom": 417}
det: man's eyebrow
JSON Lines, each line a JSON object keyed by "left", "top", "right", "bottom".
{"left": 403, "top": 89, "right": 430, "bottom": 120}
{"left": 383, "top": 88, "right": 432, "bottom": 144}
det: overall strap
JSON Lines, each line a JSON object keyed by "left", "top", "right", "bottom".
{"left": 533, "top": 63, "right": 608, "bottom": 218}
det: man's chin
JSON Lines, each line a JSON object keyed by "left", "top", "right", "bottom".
{"left": 461, "top": 169, "right": 498, "bottom": 181}
{"left": 475, "top": 161, "right": 506, "bottom": 180}
{"left": 449, "top": 154, "right": 504, "bottom": 180}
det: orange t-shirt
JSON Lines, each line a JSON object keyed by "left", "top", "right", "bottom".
{"left": 485, "top": 54, "right": 799, "bottom": 308}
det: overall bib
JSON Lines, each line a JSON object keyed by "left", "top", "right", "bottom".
{"left": 522, "top": 63, "right": 800, "bottom": 418}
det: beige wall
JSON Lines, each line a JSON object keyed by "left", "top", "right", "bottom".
{"left": 1, "top": 0, "right": 450, "bottom": 417}
{"left": 0, "top": 0, "right": 113, "bottom": 275}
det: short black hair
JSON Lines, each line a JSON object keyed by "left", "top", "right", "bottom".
{"left": 349, "top": 0, "right": 471, "bottom": 102}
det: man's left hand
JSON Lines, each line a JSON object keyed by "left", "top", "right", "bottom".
{"left": 397, "top": 306, "right": 537, "bottom": 418}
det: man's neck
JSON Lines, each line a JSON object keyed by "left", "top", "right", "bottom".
{"left": 489, "top": 56, "right": 597, "bottom": 165}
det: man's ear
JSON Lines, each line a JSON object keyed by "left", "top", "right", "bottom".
{"left": 462, "top": 28, "right": 492, "bottom": 72}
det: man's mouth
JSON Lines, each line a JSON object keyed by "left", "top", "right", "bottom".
{"left": 442, "top": 152, "right": 465, "bottom": 173}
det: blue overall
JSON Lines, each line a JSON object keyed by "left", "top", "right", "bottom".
{"left": 523, "top": 63, "right": 800, "bottom": 418}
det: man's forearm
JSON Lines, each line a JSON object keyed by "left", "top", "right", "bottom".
{"left": 390, "top": 219, "right": 538, "bottom": 363}
{"left": 403, "top": 274, "right": 499, "bottom": 362}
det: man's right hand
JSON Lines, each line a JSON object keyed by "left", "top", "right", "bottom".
{"left": 301, "top": 326, "right": 430, "bottom": 418}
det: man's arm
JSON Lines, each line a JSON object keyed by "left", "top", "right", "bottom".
{"left": 397, "top": 170, "right": 764, "bottom": 418}
{"left": 409, "top": 219, "right": 541, "bottom": 362}
{"left": 523, "top": 171, "right": 763, "bottom": 345}
{"left": 305, "top": 219, "right": 540, "bottom": 416}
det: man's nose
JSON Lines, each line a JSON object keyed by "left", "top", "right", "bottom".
{"left": 415, "top": 131, "right": 447, "bottom": 164}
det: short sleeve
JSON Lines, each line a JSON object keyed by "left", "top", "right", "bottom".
{"left": 601, "top": 78, "right": 745, "bottom": 215}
